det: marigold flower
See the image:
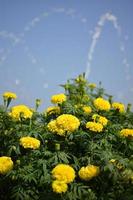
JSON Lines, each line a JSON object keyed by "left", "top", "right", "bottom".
{"left": 78, "top": 165, "right": 100, "bottom": 181}
{"left": 51, "top": 93, "right": 66, "bottom": 104}
{"left": 94, "top": 97, "right": 110, "bottom": 111}
{"left": 46, "top": 106, "right": 60, "bottom": 115}
{"left": 0, "top": 156, "right": 13, "bottom": 174}
{"left": 47, "top": 114, "right": 80, "bottom": 136}
{"left": 52, "top": 164, "right": 75, "bottom": 183}
{"left": 109, "top": 159, "right": 116, "bottom": 163}
{"left": 3, "top": 91, "right": 17, "bottom": 99}
{"left": 82, "top": 106, "right": 92, "bottom": 114}
{"left": 20, "top": 136, "right": 40, "bottom": 149}
{"left": 92, "top": 114, "right": 108, "bottom": 126}
{"left": 112, "top": 102, "right": 125, "bottom": 113}
{"left": 120, "top": 129, "right": 133, "bottom": 137}
{"left": 86, "top": 121, "right": 103, "bottom": 132}
{"left": 88, "top": 83, "right": 96, "bottom": 89}
{"left": 9, "top": 105, "right": 33, "bottom": 120}
{"left": 52, "top": 180, "right": 68, "bottom": 193}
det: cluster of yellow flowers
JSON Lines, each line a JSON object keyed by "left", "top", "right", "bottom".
{"left": 92, "top": 114, "right": 108, "bottom": 126}
{"left": 112, "top": 102, "right": 125, "bottom": 113}
{"left": 9, "top": 105, "right": 33, "bottom": 120}
{"left": 0, "top": 156, "right": 13, "bottom": 174}
{"left": 45, "top": 106, "right": 60, "bottom": 115}
{"left": 51, "top": 93, "right": 66, "bottom": 104}
{"left": 52, "top": 164, "right": 75, "bottom": 193}
{"left": 82, "top": 106, "right": 92, "bottom": 115}
{"left": 3, "top": 91, "right": 17, "bottom": 99}
{"left": 94, "top": 97, "right": 111, "bottom": 111}
{"left": 78, "top": 165, "right": 100, "bottom": 181}
{"left": 20, "top": 136, "right": 40, "bottom": 149}
{"left": 120, "top": 129, "right": 133, "bottom": 137}
{"left": 86, "top": 121, "right": 103, "bottom": 132}
{"left": 47, "top": 114, "right": 80, "bottom": 136}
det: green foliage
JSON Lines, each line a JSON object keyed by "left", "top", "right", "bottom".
{"left": 0, "top": 73, "right": 133, "bottom": 199}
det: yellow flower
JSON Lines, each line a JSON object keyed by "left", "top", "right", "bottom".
{"left": 112, "top": 102, "right": 125, "bottom": 113}
{"left": 52, "top": 164, "right": 75, "bottom": 183}
{"left": 78, "top": 165, "right": 100, "bottom": 181}
{"left": 9, "top": 105, "right": 33, "bottom": 120}
{"left": 94, "top": 97, "right": 111, "bottom": 111}
{"left": 92, "top": 114, "right": 108, "bottom": 126}
{"left": 20, "top": 136, "right": 40, "bottom": 149}
{"left": 120, "top": 129, "right": 133, "bottom": 137}
{"left": 46, "top": 106, "right": 60, "bottom": 115}
{"left": 0, "top": 156, "right": 13, "bottom": 174}
{"left": 52, "top": 180, "right": 68, "bottom": 193}
{"left": 88, "top": 83, "right": 96, "bottom": 89}
{"left": 3, "top": 91, "right": 17, "bottom": 99}
{"left": 86, "top": 121, "right": 103, "bottom": 132}
{"left": 47, "top": 114, "right": 80, "bottom": 136}
{"left": 109, "top": 159, "right": 116, "bottom": 163}
{"left": 51, "top": 93, "right": 66, "bottom": 104}
{"left": 82, "top": 106, "right": 92, "bottom": 115}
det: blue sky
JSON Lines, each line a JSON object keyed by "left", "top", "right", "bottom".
{"left": 0, "top": 0, "right": 133, "bottom": 110}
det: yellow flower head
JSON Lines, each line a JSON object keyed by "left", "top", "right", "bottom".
{"left": 0, "top": 156, "right": 13, "bottom": 174}
{"left": 52, "top": 164, "right": 76, "bottom": 183}
{"left": 88, "top": 83, "right": 96, "bottom": 89}
{"left": 3, "top": 91, "right": 17, "bottom": 99}
{"left": 92, "top": 114, "right": 108, "bottom": 126}
{"left": 86, "top": 121, "right": 103, "bottom": 132}
{"left": 112, "top": 102, "right": 125, "bottom": 113}
{"left": 109, "top": 159, "right": 116, "bottom": 163}
{"left": 9, "top": 105, "right": 33, "bottom": 120}
{"left": 46, "top": 106, "right": 60, "bottom": 115}
{"left": 120, "top": 129, "right": 133, "bottom": 137}
{"left": 51, "top": 93, "right": 66, "bottom": 104}
{"left": 47, "top": 114, "right": 80, "bottom": 136}
{"left": 78, "top": 165, "right": 100, "bottom": 181}
{"left": 82, "top": 106, "right": 92, "bottom": 115}
{"left": 20, "top": 136, "right": 40, "bottom": 149}
{"left": 94, "top": 97, "right": 111, "bottom": 111}
{"left": 52, "top": 180, "right": 68, "bottom": 193}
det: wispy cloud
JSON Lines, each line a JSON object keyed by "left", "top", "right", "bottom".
{"left": 85, "top": 12, "right": 131, "bottom": 83}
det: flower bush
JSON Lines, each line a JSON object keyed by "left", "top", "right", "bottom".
{"left": 0, "top": 73, "right": 133, "bottom": 200}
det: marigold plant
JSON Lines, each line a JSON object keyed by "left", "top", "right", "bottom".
{"left": 0, "top": 73, "right": 133, "bottom": 200}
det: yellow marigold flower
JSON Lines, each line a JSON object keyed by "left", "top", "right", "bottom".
{"left": 20, "top": 136, "right": 40, "bottom": 149}
{"left": 92, "top": 114, "right": 108, "bottom": 126}
{"left": 47, "top": 120, "right": 60, "bottom": 133}
{"left": 94, "top": 97, "right": 111, "bottom": 111}
{"left": 52, "top": 180, "right": 68, "bottom": 193}
{"left": 86, "top": 121, "right": 103, "bottom": 132}
{"left": 78, "top": 165, "right": 100, "bottom": 181}
{"left": 56, "top": 114, "right": 80, "bottom": 133}
{"left": 0, "top": 156, "right": 13, "bottom": 174}
{"left": 51, "top": 93, "right": 66, "bottom": 104}
{"left": 47, "top": 114, "right": 80, "bottom": 136}
{"left": 52, "top": 164, "right": 75, "bottom": 183}
{"left": 9, "top": 105, "right": 33, "bottom": 120}
{"left": 88, "top": 83, "right": 96, "bottom": 89}
{"left": 120, "top": 129, "right": 133, "bottom": 137}
{"left": 112, "top": 102, "right": 125, "bottom": 113}
{"left": 46, "top": 106, "right": 60, "bottom": 115}
{"left": 3, "top": 91, "right": 17, "bottom": 99}
{"left": 109, "top": 159, "right": 116, "bottom": 163}
{"left": 82, "top": 106, "right": 92, "bottom": 114}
